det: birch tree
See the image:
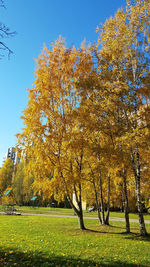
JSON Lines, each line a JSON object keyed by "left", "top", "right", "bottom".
{"left": 17, "top": 38, "right": 93, "bottom": 229}
{"left": 96, "top": 0, "right": 150, "bottom": 236}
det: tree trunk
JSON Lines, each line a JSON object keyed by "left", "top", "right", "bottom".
{"left": 105, "top": 175, "right": 110, "bottom": 225}
{"left": 60, "top": 158, "right": 86, "bottom": 230}
{"left": 130, "top": 147, "right": 147, "bottom": 236}
{"left": 77, "top": 210, "right": 86, "bottom": 230}
{"left": 136, "top": 170, "right": 147, "bottom": 236}
{"left": 67, "top": 194, "right": 86, "bottom": 230}
{"left": 120, "top": 182, "right": 124, "bottom": 212}
{"left": 78, "top": 183, "right": 86, "bottom": 230}
{"left": 73, "top": 183, "right": 86, "bottom": 230}
{"left": 130, "top": 58, "right": 147, "bottom": 236}
{"left": 99, "top": 169, "right": 105, "bottom": 224}
{"left": 62, "top": 180, "right": 86, "bottom": 230}
{"left": 68, "top": 199, "right": 86, "bottom": 230}
{"left": 92, "top": 179, "right": 102, "bottom": 224}
{"left": 122, "top": 168, "right": 130, "bottom": 233}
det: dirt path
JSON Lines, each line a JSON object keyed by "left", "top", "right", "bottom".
{"left": 1, "top": 211, "right": 149, "bottom": 224}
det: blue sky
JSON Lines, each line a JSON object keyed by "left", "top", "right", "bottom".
{"left": 0, "top": 0, "right": 126, "bottom": 166}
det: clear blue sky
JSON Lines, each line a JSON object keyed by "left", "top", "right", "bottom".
{"left": 0, "top": 0, "right": 126, "bottom": 167}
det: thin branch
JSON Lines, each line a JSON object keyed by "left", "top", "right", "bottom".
{"left": 0, "top": 0, "right": 5, "bottom": 9}
{"left": 0, "top": 41, "right": 13, "bottom": 58}
{"left": 0, "top": 1, "right": 17, "bottom": 58}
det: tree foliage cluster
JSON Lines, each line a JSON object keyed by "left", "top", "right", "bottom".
{"left": 0, "top": 160, "right": 69, "bottom": 207}
{"left": 15, "top": 0, "right": 150, "bottom": 236}
{"left": 0, "top": 159, "right": 35, "bottom": 205}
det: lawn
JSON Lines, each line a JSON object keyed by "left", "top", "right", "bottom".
{"left": 0, "top": 214, "right": 150, "bottom": 266}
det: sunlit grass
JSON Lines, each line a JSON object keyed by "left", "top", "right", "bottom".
{"left": 0, "top": 214, "right": 150, "bottom": 266}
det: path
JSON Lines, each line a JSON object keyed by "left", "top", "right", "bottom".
{"left": 22, "top": 213, "right": 150, "bottom": 224}
{"left": 1, "top": 211, "right": 150, "bottom": 224}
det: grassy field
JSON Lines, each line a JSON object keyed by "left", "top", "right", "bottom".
{"left": 0, "top": 214, "right": 150, "bottom": 266}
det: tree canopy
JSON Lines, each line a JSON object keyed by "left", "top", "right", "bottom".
{"left": 17, "top": 0, "right": 150, "bottom": 235}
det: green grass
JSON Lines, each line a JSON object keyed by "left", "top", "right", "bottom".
{"left": 0, "top": 214, "right": 150, "bottom": 266}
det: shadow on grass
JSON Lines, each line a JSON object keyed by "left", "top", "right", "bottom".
{"left": 85, "top": 228, "right": 150, "bottom": 241}
{"left": 84, "top": 224, "right": 130, "bottom": 234}
{"left": 0, "top": 247, "right": 140, "bottom": 267}
{"left": 123, "top": 233, "right": 150, "bottom": 242}
{"left": 84, "top": 228, "right": 122, "bottom": 234}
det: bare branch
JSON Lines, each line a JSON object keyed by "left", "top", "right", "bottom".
{"left": 0, "top": 0, "right": 5, "bottom": 9}
{"left": 0, "top": 41, "right": 13, "bottom": 59}
{"left": 0, "top": 0, "right": 16, "bottom": 59}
